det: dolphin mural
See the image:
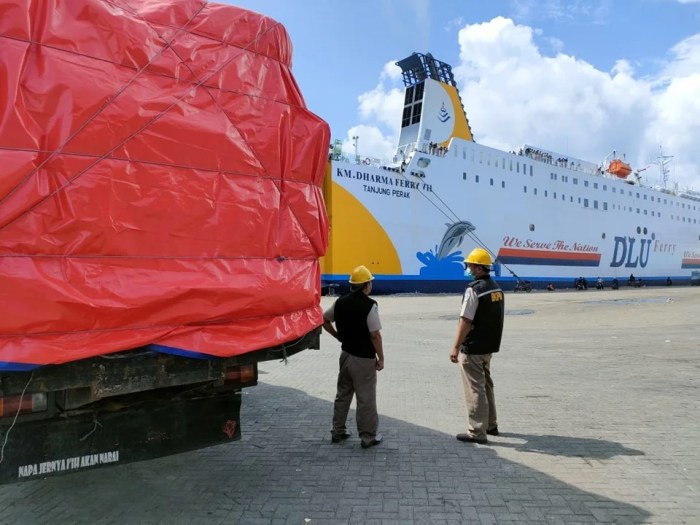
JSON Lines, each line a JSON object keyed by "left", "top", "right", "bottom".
{"left": 417, "top": 220, "right": 477, "bottom": 277}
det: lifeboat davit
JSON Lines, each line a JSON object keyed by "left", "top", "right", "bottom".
{"left": 607, "top": 159, "right": 632, "bottom": 178}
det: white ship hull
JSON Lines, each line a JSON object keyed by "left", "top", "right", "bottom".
{"left": 321, "top": 53, "right": 700, "bottom": 292}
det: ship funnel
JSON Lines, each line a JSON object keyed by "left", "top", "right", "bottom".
{"left": 394, "top": 53, "right": 473, "bottom": 155}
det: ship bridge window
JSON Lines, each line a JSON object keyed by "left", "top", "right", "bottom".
{"left": 544, "top": 190, "right": 548, "bottom": 197}
{"left": 415, "top": 82, "right": 424, "bottom": 100}
{"left": 637, "top": 208, "right": 640, "bottom": 214}
{"left": 644, "top": 194, "right": 647, "bottom": 200}
{"left": 475, "top": 175, "right": 480, "bottom": 183}
{"left": 516, "top": 161, "right": 519, "bottom": 172}
{"left": 573, "top": 178, "right": 578, "bottom": 185}
{"left": 404, "top": 86, "right": 415, "bottom": 104}
{"left": 612, "top": 187, "right": 616, "bottom": 193}
{"left": 509, "top": 159, "right": 513, "bottom": 171}
{"left": 529, "top": 224, "right": 535, "bottom": 231}
{"left": 463, "top": 172, "right": 467, "bottom": 180}
{"left": 411, "top": 102, "right": 422, "bottom": 124}
{"left": 530, "top": 165, "right": 533, "bottom": 176}
{"left": 490, "top": 178, "right": 494, "bottom": 186}
{"left": 594, "top": 200, "right": 598, "bottom": 209}
{"left": 584, "top": 181, "right": 589, "bottom": 187}
{"left": 471, "top": 150, "right": 475, "bottom": 162}
{"left": 502, "top": 158, "right": 506, "bottom": 169}
{"left": 534, "top": 188, "right": 538, "bottom": 195}
{"left": 603, "top": 202, "right": 608, "bottom": 211}
{"left": 523, "top": 185, "right": 527, "bottom": 193}
{"left": 584, "top": 198, "right": 589, "bottom": 207}
{"left": 553, "top": 192, "right": 557, "bottom": 199}
{"left": 594, "top": 183, "right": 599, "bottom": 189}
{"left": 401, "top": 107, "right": 411, "bottom": 127}
{"left": 501, "top": 181, "right": 506, "bottom": 188}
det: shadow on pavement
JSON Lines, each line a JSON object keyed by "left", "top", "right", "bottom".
{"left": 492, "top": 432, "right": 645, "bottom": 459}
{"left": 0, "top": 382, "right": 652, "bottom": 524}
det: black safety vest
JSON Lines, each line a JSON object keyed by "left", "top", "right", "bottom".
{"left": 462, "top": 277, "right": 504, "bottom": 355}
{"left": 334, "top": 290, "right": 377, "bottom": 359}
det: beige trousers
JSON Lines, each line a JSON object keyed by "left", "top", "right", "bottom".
{"left": 459, "top": 352, "right": 497, "bottom": 439}
{"left": 332, "top": 351, "right": 378, "bottom": 444}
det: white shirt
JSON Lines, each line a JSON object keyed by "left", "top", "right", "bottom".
{"left": 459, "top": 288, "right": 479, "bottom": 321}
{"left": 324, "top": 302, "right": 382, "bottom": 332}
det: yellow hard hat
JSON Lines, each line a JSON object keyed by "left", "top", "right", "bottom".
{"left": 349, "top": 265, "right": 374, "bottom": 284}
{"left": 464, "top": 247, "right": 492, "bottom": 267}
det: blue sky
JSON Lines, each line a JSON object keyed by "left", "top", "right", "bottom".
{"left": 230, "top": 0, "right": 700, "bottom": 190}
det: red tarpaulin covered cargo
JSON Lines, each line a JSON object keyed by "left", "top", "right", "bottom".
{"left": 0, "top": 0, "right": 330, "bottom": 369}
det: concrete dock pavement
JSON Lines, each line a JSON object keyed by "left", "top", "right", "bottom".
{"left": 0, "top": 286, "right": 697, "bottom": 524}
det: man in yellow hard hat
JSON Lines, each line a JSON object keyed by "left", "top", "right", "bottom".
{"left": 449, "top": 247, "right": 504, "bottom": 444}
{"left": 322, "top": 265, "right": 384, "bottom": 449}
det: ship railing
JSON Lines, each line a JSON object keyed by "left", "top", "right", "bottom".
{"left": 520, "top": 149, "right": 599, "bottom": 176}
{"left": 333, "top": 154, "right": 402, "bottom": 172}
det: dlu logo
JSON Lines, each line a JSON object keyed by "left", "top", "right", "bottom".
{"left": 609, "top": 236, "right": 651, "bottom": 268}
{"left": 438, "top": 102, "right": 451, "bottom": 123}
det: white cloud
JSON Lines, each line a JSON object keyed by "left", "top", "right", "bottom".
{"left": 349, "top": 60, "right": 404, "bottom": 159}
{"left": 344, "top": 16, "right": 700, "bottom": 190}
{"left": 659, "top": 34, "right": 700, "bottom": 80}
{"left": 357, "top": 83, "right": 403, "bottom": 130}
{"left": 342, "top": 125, "right": 396, "bottom": 162}
{"left": 380, "top": 60, "right": 403, "bottom": 82}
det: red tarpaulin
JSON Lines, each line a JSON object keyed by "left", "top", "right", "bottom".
{"left": 0, "top": 0, "right": 330, "bottom": 369}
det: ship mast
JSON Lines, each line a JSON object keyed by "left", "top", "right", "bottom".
{"left": 656, "top": 146, "right": 673, "bottom": 189}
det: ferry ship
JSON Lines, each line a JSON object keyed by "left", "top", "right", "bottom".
{"left": 321, "top": 52, "right": 700, "bottom": 293}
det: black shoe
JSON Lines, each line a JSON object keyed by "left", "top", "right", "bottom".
{"left": 456, "top": 433, "right": 488, "bottom": 444}
{"left": 330, "top": 431, "right": 352, "bottom": 443}
{"left": 361, "top": 434, "right": 383, "bottom": 449}
{"left": 487, "top": 427, "right": 499, "bottom": 436}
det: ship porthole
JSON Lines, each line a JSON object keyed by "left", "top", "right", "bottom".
{"left": 643, "top": 227, "right": 648, "bottom": 235}
{"left": 529, "top": 224, "right": 535, "bottom": 231}
{"left": 636, "top": 226, "right": 641, "bottom": 234}
{"left": 601, "top": 233, "right": 606, "bottom": 239}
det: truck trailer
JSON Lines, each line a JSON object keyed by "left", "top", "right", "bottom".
{"left": 0, "top": 0, "right": 329, "bottom": 484}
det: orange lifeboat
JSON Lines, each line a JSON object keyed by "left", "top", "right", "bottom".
{"left": 607, "top": 159, "right": 632, "bottom": 178}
